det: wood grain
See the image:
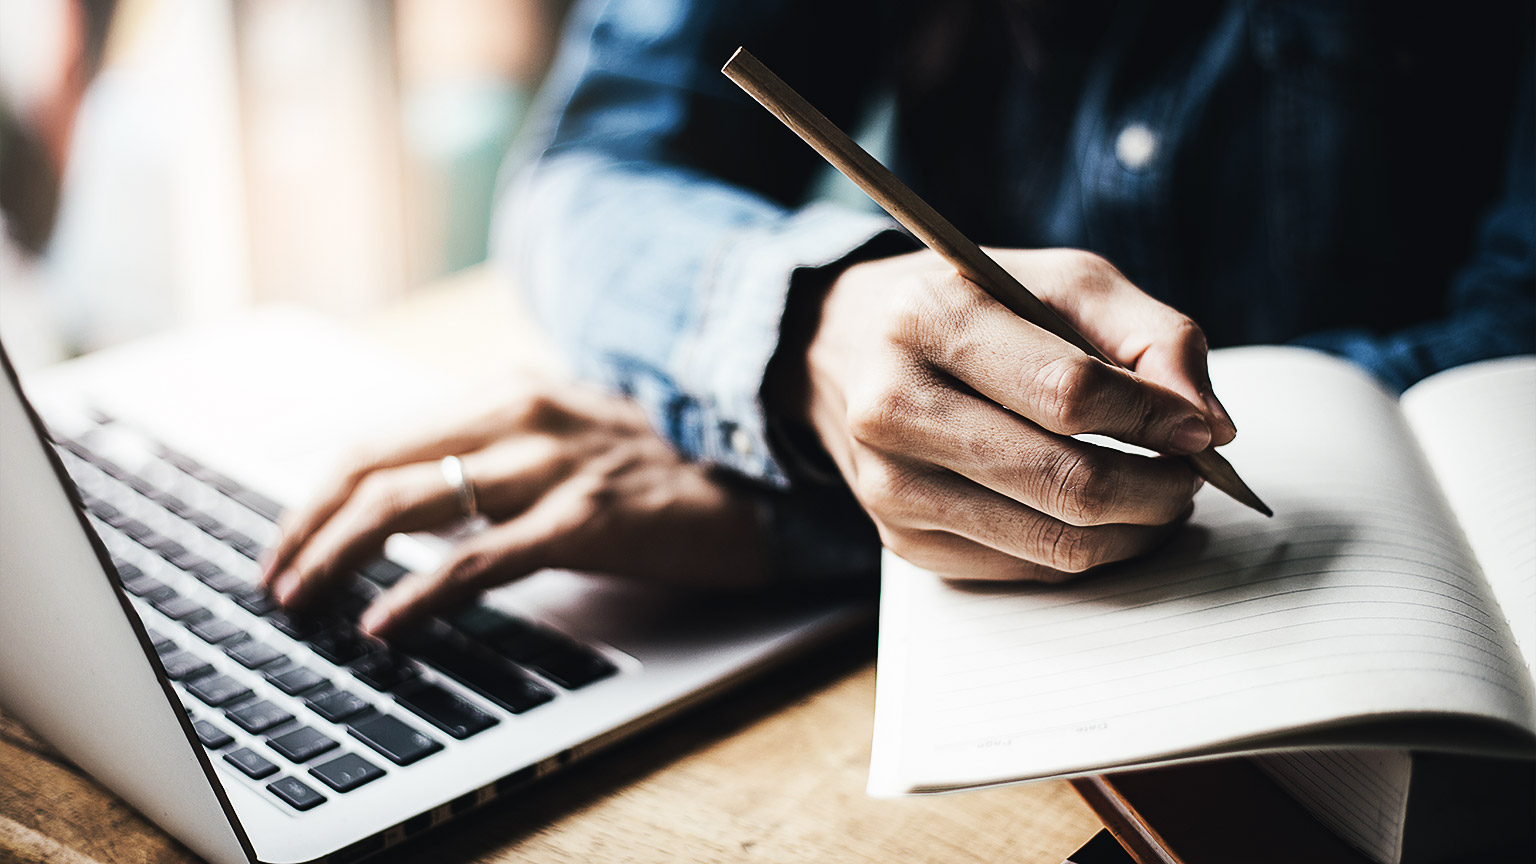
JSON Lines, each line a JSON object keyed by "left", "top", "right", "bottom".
{"left": 721, "top": 47, "right": 1271, "bottom": 518}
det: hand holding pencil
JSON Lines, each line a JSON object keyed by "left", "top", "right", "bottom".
{"left": 725, "top": 48, "right": 1269, "bottom": 582}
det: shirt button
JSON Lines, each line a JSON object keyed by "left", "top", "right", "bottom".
{"left": 1115, "top": 124, "right": 1157, "bottom": 171}
{"left": 729, "top": 427, "right": 754, "bottom": 459}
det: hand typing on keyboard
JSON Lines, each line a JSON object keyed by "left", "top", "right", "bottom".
{"left": 260, "top": 379, "right": 770, "bottom": 636}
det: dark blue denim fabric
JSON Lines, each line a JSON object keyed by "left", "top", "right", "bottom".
{"left": 498, "top": 0, "right": 1534, "bottom": 580}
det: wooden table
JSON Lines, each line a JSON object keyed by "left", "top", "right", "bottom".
{"left": 0, "top": 269, "right": 1103, "bottom": 863}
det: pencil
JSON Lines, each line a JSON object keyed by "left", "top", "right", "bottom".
{"left": 722, "top": 47, "right": 1272, "bottom": 518}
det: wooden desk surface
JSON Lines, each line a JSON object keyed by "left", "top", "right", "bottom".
{"left": 0, "top": 269, "right": 1102, "bottom": 863}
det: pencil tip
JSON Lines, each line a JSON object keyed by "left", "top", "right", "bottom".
{"left": 1188, "top": 449, "right": 1272, "bottom": 518}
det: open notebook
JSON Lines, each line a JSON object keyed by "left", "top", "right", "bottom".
{"left": 868, "top": 347, "right": 1535, "bottom": 864}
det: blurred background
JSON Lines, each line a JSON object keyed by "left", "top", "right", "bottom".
{"left": 1, "top": 0, "right": 571, "bottom": 369}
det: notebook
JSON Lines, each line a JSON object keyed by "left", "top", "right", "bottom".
{"left": 0, "top": 311, "right": 871, "bottom": 864}
{"left": 867, "top": 346, "right": 1536, "bottom": 864}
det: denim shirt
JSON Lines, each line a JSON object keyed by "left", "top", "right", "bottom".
{"left": 496, "top": 0, "right": 1535, "bottom": 581}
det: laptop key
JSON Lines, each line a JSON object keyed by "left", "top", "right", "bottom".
{"left": 151, "top": 595, "right": 212, "bottom": 624}
{"left": 358, "top": 558, "right": 408, "bottom": 588}
{"left": 226, "top": 640, "right": 287, "bottom": 669}
{"left": 122, "top": 574, "right": 167, "bottom": 598}
{"left": 147, "top": 537, "right": 189, "bottom": 562}
{"left": 117, "top": 518, "right": 154, "bottom": 541}
{"left": 393, "top": 680, "right": 498, "bottom": 739}
{"left": 307, "top": 627, "right": 372, "bottom": 665}
{"left": 267, "top": 666, "right": 328, "bottom": 696}
{"left": 267, "top": 610, "right": 326, "bottom": 639}
{"left": 227, "top": 699, "right": 294, "bottom": 735}
{"left": 348, "top": 714, "right": 442, "bottom": 766}
{"left": 113, "top": 560, "right": 143, "bottom": 583}
{"left": 226, "top": 531, "right": 261, "bottom": 560}
{"left": 88, "top": 498, "right": 123, "bottom": 523}
{"left": 166, "top": 548, "right": 210, "bottom": 573}
{"left": 158, "top": 650, "right": 214, "bottom": 682}
{"left": 233, "top": 587, "right": 278, "bottom": 616}
{"left": 423, "top": 642, "right": 554, "bottom": 715}
{"left": 266, "top": 776, "right": 326, "bottom": 811}
{"left": 526, "top": 641, "right": 618, "bottom": 690}
{"left": 349, "top": 651, "right": 419, "bottom": 692}
{"left": 192, "top": 565, "right": 246, "bottom": 594}
{"left": 466, "top": 666, "right": 553, "bottom": 715}
{"left": 189, "top": 617, "right": 245, "bottom": 645}
{"left": 145, "top": 628, "right": 174, "bottom": 651}
{"left": 225, "top": 747, "right": 278, "bottom": 780}
{"left": 187, "top": 674, "right": 253, "bottom": 707}
{"left": 267, "top": 726, "right": 339, "bottom": 763}
{"left": 472, "top": 619, "right": 564, "bottom": 664}
{"left": 307, "top": 689, "right": 374, "bottom": 724}
{"left": 192, "top": 719, "right": 233, "bottom": 749}
{"left": 309, "top": 752, "right": 385, "bottom": 793}
{"left": 154, "top": 492, "right": 194, "bottom": 518}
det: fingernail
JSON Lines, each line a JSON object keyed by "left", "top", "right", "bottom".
{"left": 359, "top": 603, "right": 389, "bottom": 635}
{"left": 272, "top": 571, "right": 298, "bottom": 604}
{"left": 1203, "top": 390, "right": 1236, "bottom": 436}
{"left": 1169, "top": 416, "right": 1211, "bottom": 455}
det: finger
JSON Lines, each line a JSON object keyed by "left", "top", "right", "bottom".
{"left": 262, "top": 471, "right": 366, "bottom": 584}
{"left": 854, "top": 384, "right": 1198, "bottom": 526}
{"left": 262, "top": 386, "right": 565, "bottom": 581}
{"left": 458, "top": 435, "right": 575, "bottom": 517}
{"left": 273, "top": 461, "right": 462, "bottom": 609}
{"left": 1029, "top": 254, "right": 1236, "bottom": 445}
{"left": 867, "top": 462, "right": 1192, "bottom": 573}
{"left": 358, "top": 512, "right": 562, "bottom": 637}
{"left": 887, "top": 511, "right": 1187, "bottom": 582}
{"left": 884, "top": 529, "right": 1079, "bottom": 582}
{"left": 910, "top": 281, "right": 1213, "bottom": 455}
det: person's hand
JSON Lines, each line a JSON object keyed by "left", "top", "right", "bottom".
{"left": 260, "top": 380, "right": 770, "bottom": 637}
{"left": 782, "top": 248, "right": 1236, "bottom": 582}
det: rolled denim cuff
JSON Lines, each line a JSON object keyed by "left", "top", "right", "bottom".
{"left": 671, "top": 204, "right": 902, "bottom": 487}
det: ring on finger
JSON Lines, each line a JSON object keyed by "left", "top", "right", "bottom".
{"left": 439, "top": 455, "right": 479, "bottom": 519}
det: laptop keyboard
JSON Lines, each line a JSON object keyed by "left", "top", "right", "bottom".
{"left": 51, "top": 417, "right": 618, "bottom": 813}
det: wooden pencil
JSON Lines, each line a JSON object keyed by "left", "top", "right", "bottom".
{"left": 721, "top": 47, "right": 1272, "bottom": 518}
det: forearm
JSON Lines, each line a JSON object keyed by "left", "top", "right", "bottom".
{"left": 498, "top": 150, "right": 901, "bottom": 485}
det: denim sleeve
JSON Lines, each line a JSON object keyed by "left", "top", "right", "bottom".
{"left": 493, "top": 0, "right": 899, "bottom": 581}
{"left": 495, "top": 0, "right": 900, "bottom": 486}
{"left": 1294, "top": 57, "right": 1536, "bottom": 392}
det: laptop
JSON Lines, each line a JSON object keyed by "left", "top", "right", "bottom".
{"left": 0, "top": 313, "right": 872, "bottom": 864}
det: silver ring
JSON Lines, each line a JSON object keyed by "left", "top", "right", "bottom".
{"left": 439, "top": 455, "right": 478, "bottom": 518}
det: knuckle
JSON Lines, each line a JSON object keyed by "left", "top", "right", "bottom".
{"left": 1032, "top": 354, "right": 1107, "bottom": 433}
{"left": 1066, "top": 250, "right": 1119, "bottom": 287}
{"left": 353, "top": 474, "right": 406, "bottom": 521}
{"left": 846, "top": 380, "right": 934, "bottom": 450}
{"left": 1168, "top": 314, "right": 1205, "bottom": 349}
{"left": 1037, "top": 520, "right": 1099, "bottom": 574}
{"left": 853, "top": 460, "right": 922, "bottom": 521}
{"left": 1048, "top": 450, "right": 1119, "bottom": 526}
{"left": 887, "top": 273, "right": 982, "bottom": 354}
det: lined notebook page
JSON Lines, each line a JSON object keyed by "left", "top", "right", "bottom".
{"left": 1252, "top": 750, "right": 1412, "bottom": 864}
{"left": 1400, "top": 357, "right": 1536, "bottom": 676}
{"left": 869, "top": 347, "right": 1535, "bottom": 795}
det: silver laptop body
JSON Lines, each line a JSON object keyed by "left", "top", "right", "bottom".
{"left": 0, "top": 323, "right": 870, "bottom": 864}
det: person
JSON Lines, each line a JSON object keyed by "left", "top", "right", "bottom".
{"left": 264, "top": 0, "right": 1535, "bottom": 635}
